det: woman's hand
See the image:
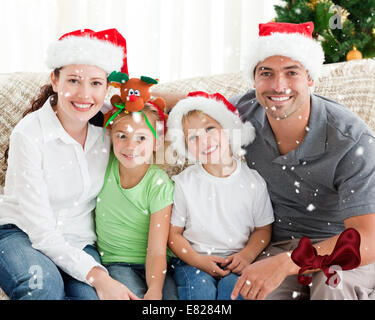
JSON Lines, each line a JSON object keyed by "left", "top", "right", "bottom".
{"left": 87, "top": 266, "right": 141, "bottom": 300}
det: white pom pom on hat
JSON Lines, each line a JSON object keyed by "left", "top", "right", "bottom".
{"left": 46, "top": 28, "right": 128, "bottom": 74}
{"left": 243, "top": 21, "right": 325, "bottom": 85}
{"left": 166, "top": 91, "right": 256, "bottom": 163}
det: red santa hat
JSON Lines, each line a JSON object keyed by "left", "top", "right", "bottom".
{"left": 166, "top": 91, "right": 256, "bottom": 164}
{"left": 244, "top": 22, "right": 325, "bottom": 84}
{"left": 46, "top": 28, "right": 128, "bottom": 74}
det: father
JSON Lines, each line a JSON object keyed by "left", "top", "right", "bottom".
{"left": 229, "top": 21, "right": 375, "bottom": 300}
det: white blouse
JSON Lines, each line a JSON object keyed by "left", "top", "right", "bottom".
{"left": 0, "top": 100, "right": 111, "bottom": 284}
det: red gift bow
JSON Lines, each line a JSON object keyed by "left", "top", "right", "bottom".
{"left": 291, "top": 228, "right": 361, "bottom": 286}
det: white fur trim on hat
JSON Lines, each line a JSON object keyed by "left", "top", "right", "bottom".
{"left": 46, "top": 36, "right": 124, "bottom": 73}
{"left": 166, "top": 96, "right": 256, "bottom": 164}
{"left": 243, "top": 32, "right": 325, "bottom": 85}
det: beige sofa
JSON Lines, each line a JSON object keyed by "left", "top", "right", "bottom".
{"left": 1, "top": 59, "right": 375, "bottom": 300}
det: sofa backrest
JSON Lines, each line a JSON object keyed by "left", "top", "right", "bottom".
{"left": 1, "top": 59, "right": 375, "bottom": 187}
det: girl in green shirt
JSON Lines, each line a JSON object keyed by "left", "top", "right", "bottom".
{"left": 95, "top": 103, "right": 177, "bottom": 300}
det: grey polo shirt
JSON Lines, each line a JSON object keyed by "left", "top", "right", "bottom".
{"left": 232, "top": 90, "right": 375, "bottom": 242}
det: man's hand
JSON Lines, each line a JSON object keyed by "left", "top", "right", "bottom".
{"left": 231, "top": 253, "right": 293, "bottom": 300}
{"left": 150, "top": 88, "right": 187, "bottom": 113}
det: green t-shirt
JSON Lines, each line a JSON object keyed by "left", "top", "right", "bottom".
{"left": 96, "top": 151, "right": 174, "bottom": 264}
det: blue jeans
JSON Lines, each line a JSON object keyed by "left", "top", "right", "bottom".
{"left": 105, "top": 262, "right": 178, "bottom": 300}
{"left": 0, "top": 224, "right": 100, "bottom": 300}
{"left": 171, "top": 257, "right": 244, "bottom": 300}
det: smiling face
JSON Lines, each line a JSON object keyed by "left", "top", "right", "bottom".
{"left": 111, "top": 112, "right": 157, "bottom": 169}
{"left": 182, "top": 111, "right": 232, "bottom": 165}
{"left": 253, "top": 55, "right": 314, "bottom": 121}
{"left": 51, "top": 64, "right": 108, "bottom": 124}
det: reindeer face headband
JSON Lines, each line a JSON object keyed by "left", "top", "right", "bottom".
{"left": 103, "top": 71, "right": 167, "bottom": 139}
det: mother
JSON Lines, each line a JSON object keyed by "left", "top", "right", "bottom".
{"left": 0, "top": 29, "right": 139, "bottom": 300}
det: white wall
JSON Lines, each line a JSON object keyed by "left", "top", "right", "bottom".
{"left": 0, "top": 0, "right": 280, "bottom": 82}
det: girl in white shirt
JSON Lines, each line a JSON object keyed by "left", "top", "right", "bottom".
{"left": 166, "top": 91, "right": 274, "bottom": 300}
{"left": 0, "top": 29, "right": 140, "bottom": 300}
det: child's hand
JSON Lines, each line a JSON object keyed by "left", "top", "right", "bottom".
{"left": 197, "top": 255, "right": 231, "bottom": 278}
{"left": 221, "top": 253, "right": 249, "bottom": 275}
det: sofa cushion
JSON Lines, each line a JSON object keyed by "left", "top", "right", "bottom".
{"left": 313, "top": 59, "right": 375, "bottom": 131}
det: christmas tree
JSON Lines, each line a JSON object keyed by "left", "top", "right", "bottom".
{"left": 274, "top": 0, "right": 375, "bottom": 63}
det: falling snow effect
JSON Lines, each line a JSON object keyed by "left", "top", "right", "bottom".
{"left": 355, "top": 146, "right": 364, "bottom": 156}
{"left": 306, "top": 204, "right": 316, "bottom": 212}
{"left": 126, "top": 125, "right": 134, "bottom": 133}
{"left": 292, "top": 291, "right": 301, "bottom": 299}
{"left": 132, "top": 112, "right": 142, "bottom": 123}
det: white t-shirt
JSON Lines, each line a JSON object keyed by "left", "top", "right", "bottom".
{"left": 0, "top": 100, "right": 111, "bottom": 283}
{"left": 171, "top": 158, "right": 274, "bottom": 258}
